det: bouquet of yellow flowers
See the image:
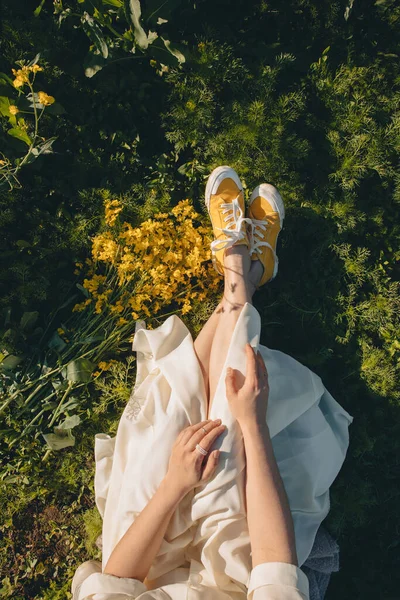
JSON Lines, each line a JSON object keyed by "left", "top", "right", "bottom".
{"left": 0, "top": 198, "right": 220, "bottom": 465}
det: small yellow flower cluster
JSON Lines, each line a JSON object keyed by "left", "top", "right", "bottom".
{"left": 97, "top": 360, "right": 117, "bottom": 371}
{"left": 37, "top": 91, "right": 55, "bottom": 106}
{"left": 72, "top": 298, "right": 92, "bottom": 313}
{"left": 74, "top": 261, "right": 84, "bottom": 275}
{"left": 92, "top": 232, "right": 119, "bottom": 264}
{"left": 12, "top": 64, "right": 43, "bottom": 88}
{"left": 105, "top": 199, "right": 123, "bottom": 227}
{"left": 73, "top": 198, "right": 221, "bottom": 320}
{"left": 9, "top": 105, "right": 19, "bottom": 115}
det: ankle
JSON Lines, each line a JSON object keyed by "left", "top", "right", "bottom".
{"left": 224, "top": 245, "right": 251, "bottom": 276}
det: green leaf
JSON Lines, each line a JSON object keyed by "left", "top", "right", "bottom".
{"left": 20, "top": 311, "right": 39, "bottom": 332}
{"left": 83, "top": 50, "right": 108, "bottom": 78}
{"left": 45, "top": 102, "right": 66, "bottom": 115}
{"left": 76, "top": 282, "right": 90, "bottom": 298}
{"left": 48, "top": 332, "right": 67, "bottom": 352}
{"left": 161, "top": 37, "right": 185, "bottom": 64}
{"left": 57, "top": 414, "right": 81, "bottom": 430}
{"left": 7, "top": 128, "right": 32, "bottom": 146}
{"left": 32, "top": 137, "right": 58, "bottom": 157}
{"left": 0, "top": 355, "right": 23, "bottom": 370}
{"left": 148, "top": 37, "right": 185, "bottom": 66}
{"left": 0, "top": 96, "right": 12, "bottom": 117}
{"left": 16, "top": 239, "right": 32, "bottom": 249}
{"left": 82, "top": 12, "right": 109, "bottom": 58}
{"left": 33, "top": 0, "right": 46, "bottom": 17}
{"left": 2, "top": 476, "right": 20, "bottom": 483}
{"left": 58, "top": 293, "right": 79, "bottom": 310}
{"left": 0, "top": 72, "right": 16, "bottom": 87}
{"left": 27, "top": 53, "right": 41, "bottom": 67}
{"left": 60, "top": 396, "right": 80, "bottom": 412}
{"left": 103, "top": 0, "right": 123, "bottom": 6}
{"left": 124, "top": 0, "right": 149, "bottom": 49}
{"left": 63, "top": 358, "right": 95, "bottom": 383}
{"left": 344, "top": 0, "right": 355, "bottom": 20}
{"left": 42, "top": 430, "right": 75, "bottom": 450}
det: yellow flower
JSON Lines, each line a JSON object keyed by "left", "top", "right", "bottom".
{"left": 98, "top": 360, "right": 117, "bottom": 371}
{"left": 181, "top": 301, "right": 192, "bottom": 314}
{"left": 83, "top": 274, "right": 107, "bottom": 295}
{"left": 110, "top": 300, "right": 124, "bottom": 314}
{"left": 9, "top": 105, "right": 19, "bottom": 115}
{"left": 12, "top": 67, "right": 30, "bottom": 88}
{"left": 37, "top": 91, "right": 55, "bottom": 106}
{"left": 92, "top": 233, "right": 119, "bottom": 264}
{"left": 93, "top": 371, "right": 101, "bottom": 377}
{"left": 105, "top": 199, "right": 123, "bottom": 227}
{"left": 118, "top": 317, "right": 129, "bottom": 326}
{"left": 186, "top": 101, "right": 196, "bottom": 111}
{"left": 31, "top": 64, "right": 43, "bottom": 73}
{"left": 72, "top": 298, "right": 92, "bottom": 312}
{"left": 13, "top": 77, "right": 25, "bottom": 88}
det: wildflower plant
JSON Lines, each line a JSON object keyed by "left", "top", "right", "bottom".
{"left": 47, "top": 0, "right": 186, "bottom": 78}
{"left": 0, "top": 197, "right": 220, "bottom": 469}
{"left": 0, "top": 53, "right": 65, "bottom": 191}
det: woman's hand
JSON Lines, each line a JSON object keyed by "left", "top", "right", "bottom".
{"left": 165, "top": 419, "right": 226, "bottom": 498}
{"left": 225, "top": 342, "right": 269, "bottom": 429}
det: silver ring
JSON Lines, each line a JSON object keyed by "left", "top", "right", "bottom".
{"left": 201, "top": 427, "right": 207, "bottom": 434}
{"left": 196, "top": 444, "right": 208, "bottom": 456}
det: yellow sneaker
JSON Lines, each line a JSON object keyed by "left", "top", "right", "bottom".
{"left": 247, "top": 184, "right": 285, "bottom": 287}
{"left": 205, "top": 166, "right": 252, "bottom": 276}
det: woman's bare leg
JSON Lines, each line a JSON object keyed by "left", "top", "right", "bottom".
{"left": 194, "top": 247, "right": 263, "bottom": 409}
{"left": 193, "top": 308, "right": 221, "bottom": 405}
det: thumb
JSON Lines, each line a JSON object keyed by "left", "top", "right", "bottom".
{"left": 225, "top": 367, "right": 237, "bottom": 396}
{"left": 201, "top": 450, "right": 220, "bottom": 482}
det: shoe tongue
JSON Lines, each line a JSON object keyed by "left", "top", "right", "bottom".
{"left": 215, "top": 179, "right": 242, "bottom": 202}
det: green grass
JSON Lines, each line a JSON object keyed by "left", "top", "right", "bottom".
{"left": 1, "top": 0, "right": 399, "bottom": 598}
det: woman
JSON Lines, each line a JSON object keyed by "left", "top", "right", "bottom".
{"left": 71, "top": 166, "right": 353, "bottom": 599}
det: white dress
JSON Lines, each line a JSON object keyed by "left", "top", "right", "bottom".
{"left": 72, "top": 302, "right": 354, "bottom": 600}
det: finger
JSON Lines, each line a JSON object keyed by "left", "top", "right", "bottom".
{"left": 244, "top": 343, "right": 258, "bottom": 387}
{"left": 180, "top": 420, "right": 212, "bottom": 445}
{"left": 193, "top": 423, "right": 226, "bottom": 454}
{"left": 225, "top": 366, "right": 237, "bottom": 396}
{"left": 256, "top": 351, "right": 268, "bottom": 381}
{"left": 188, "top": 419, "right": 222, "bottom": 449}
{"left": 200, "top": 449, "right": 220, "bottom": 482}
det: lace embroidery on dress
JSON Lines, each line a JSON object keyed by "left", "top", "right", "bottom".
{"left": 125, "top": 387, "right": 143, "bottom": 421}
{"left": 126, "top": 320, "right": 147, "bottom": 422}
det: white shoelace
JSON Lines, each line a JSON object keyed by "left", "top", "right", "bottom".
{"left": 210, "top": 196, "right": 253, "bottom": 253}
{"left": 249, "top": 217, "right": 278, "bottom": 265}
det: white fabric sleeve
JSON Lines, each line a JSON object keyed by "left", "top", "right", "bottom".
{"left": 77, "top": 572, "right": 147, "bottom": 599}
{"left": 247, "top": 562, "right": 310, "bottom": 600}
